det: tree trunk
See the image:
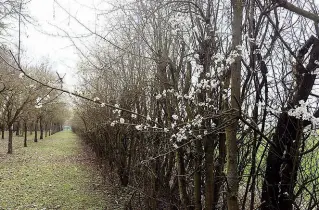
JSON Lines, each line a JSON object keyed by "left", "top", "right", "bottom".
{"left": 176, "top": 148, "right": 190, "bottom": 209}
{"left": 49, "top": 122, "right": 52, "bottom": 136}
{"left": 45, "top": 124, "right": 48, "bottom": 137}
{"left": 8, "top": 125, "right": 13, "bottom": 154}
{"left": 225, "top": 1, "right": 243, "bottom": 210}
{"left": 213, "top": 131, "right": 226, "bottom": 209}
{"left": 52, "top": 123, "right": 55, "bottom": 135}
{"left": 40, "top": 117, "right": 43, "bottom": 139}
{"left": 261, "top": 36, "right": 319, "bottom": 210}
{"left": 205, "top": 133, "right": 216, "bottom": 210}
{"left": 24, "top": 121, "right": 27, "bottom": 147}
{"left": 1, "top": 124, "right": 4, "bottom": 139}
{"left": 34, "top": 119, "right": 38, "bottom": 142}
{"left": 194, "top": 139, "right": 202, "bottom": 210}
{"left": 29, "top": 122, "right": 33, "bottom": 135}
{"left": 15, "top": 121, "right": 19, "bottom": 136}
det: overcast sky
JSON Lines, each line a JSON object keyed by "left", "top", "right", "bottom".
{"left": 17, "top": 0, "right": 319, "bottom": 91}
{"left": 21, "top": 0, "right": 107, "bottom": 89}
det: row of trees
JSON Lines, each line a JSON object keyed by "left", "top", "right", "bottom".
{"left": 69, "top": 0, "right": 319, "bottom": 209}
{"left": 0, "top": 55, "right": 68, "bottom": 153}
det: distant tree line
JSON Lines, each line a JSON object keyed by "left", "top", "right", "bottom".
{"left": 0, "top": 55, "right": 69, "bottom": 153}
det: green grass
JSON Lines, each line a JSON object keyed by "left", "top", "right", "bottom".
{"left": 0, "top": 131, "right": 107, "bottom": 209}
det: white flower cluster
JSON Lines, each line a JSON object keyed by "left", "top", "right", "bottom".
{"left": 93, "top": 97, "right": 100, "bottom": 102}
{"left": 110, "top": 118, "right": 127, "bottom": 126}
{"left": 226, "top": 50, "right": 240, "bottom": 65}
{"left": 35, "top": 104, "right": 42, "bottom": 109}
{"left": 288, "top": 100, "right": 319, "bottom": 126}
{"left": 154, "top": 82, "right": 219, "bottom": 109}
{"left": 131, "top": 114, "right": 137, "bottom": 119}
{"left": 196, "top": 78, "right": 218, "bottom": 90}
{"left": 171, "top": 127, "right": 187, "bottom": 142}
{"left": 172, "top": 114, "right": 178, "bottom": 121}
{"left": 112, "top": 104, "right": 121, "bottom": 114}
{"left": 135, "top": 124, "right": 143, "bottom": 131}
{"left": 192, "top": 114, "right": 203, "bottom": 127}
{"left": 155, "top": 94, "right": 162, "bottom": 100}
{"left": 134, "top": 123, "right": 156, "bottom": 131}
{"left": 35, "top": 97, "right": 43, "bottom": 109}
{"left": 168, "top": 113, "right": 215, "bottom": 144}
{"left": 155, "top": 89, "right": 184, "bottom": 100}
{"left": 214, "top": 53, "right": 224, "bottom": 63}
{"left": 311, "top": 68, "right": 319, "bottom": 75}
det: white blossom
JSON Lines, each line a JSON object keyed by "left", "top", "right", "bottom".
{"left": 235, "top": 45, "right": 242, "bottom": 51}
{"left": 171, "top": 123, "right": 176, "bottom": 129}
{"left": 167, "top": 89, "right": 174, "bottom": 93}
{"left": 36, "top": 97, "right": 42, "bottom": 103}
{"left": 162, "top": 90, "right": 167, "bottom": 97}
{"left": 112, "top": 104, "right": 121, "bottom": 114}
{"left": 100, "top": 103, "right": 106, "bottom": 107}
{"left": 312, "top": 68, "right": 319, "bottom": 75}
{"left": 192, "top": 115, "right": 203, "bottom": 127}
{"left": 131, "top": 114, "right": 137, "bottom": 119}
{"left": 287, "top": 100, "right": 314, "bottom": 123}
{"left": 135, "top": 125, "right": 143, "bottom": 131}
{"left": 213, "top": 53, "right": 224, "bottom": 63}
{"left": 253, "top": 49, "right": 261, "bottom": 55}
{"left": 119, "top": 118, "right": 125, "bottom": 124}
{"left": 35, "top": 104, "right": 42, "bottom": 109}
{"left": 19, "top": 73, "right": 24, "bottom": 79}
{"left": 172, "top": 114, "right": 178, "bottom": 121}
{"left": 93, "top": 97, "right": 100, "bottom": 102}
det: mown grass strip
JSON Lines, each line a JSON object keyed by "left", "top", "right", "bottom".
{"left": 0, "top": 131, "right": 107, "bottom": 210}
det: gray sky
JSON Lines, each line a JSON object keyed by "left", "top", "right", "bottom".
{"left": 19, "top": 0, "right": 319, "bottom": 91}
{"left": 21, "top": 0, "right": 105, "bottom": 89}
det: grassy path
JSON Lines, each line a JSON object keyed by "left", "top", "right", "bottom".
{"left": 0, "top": 131, "right": 107, "bottom": 209}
